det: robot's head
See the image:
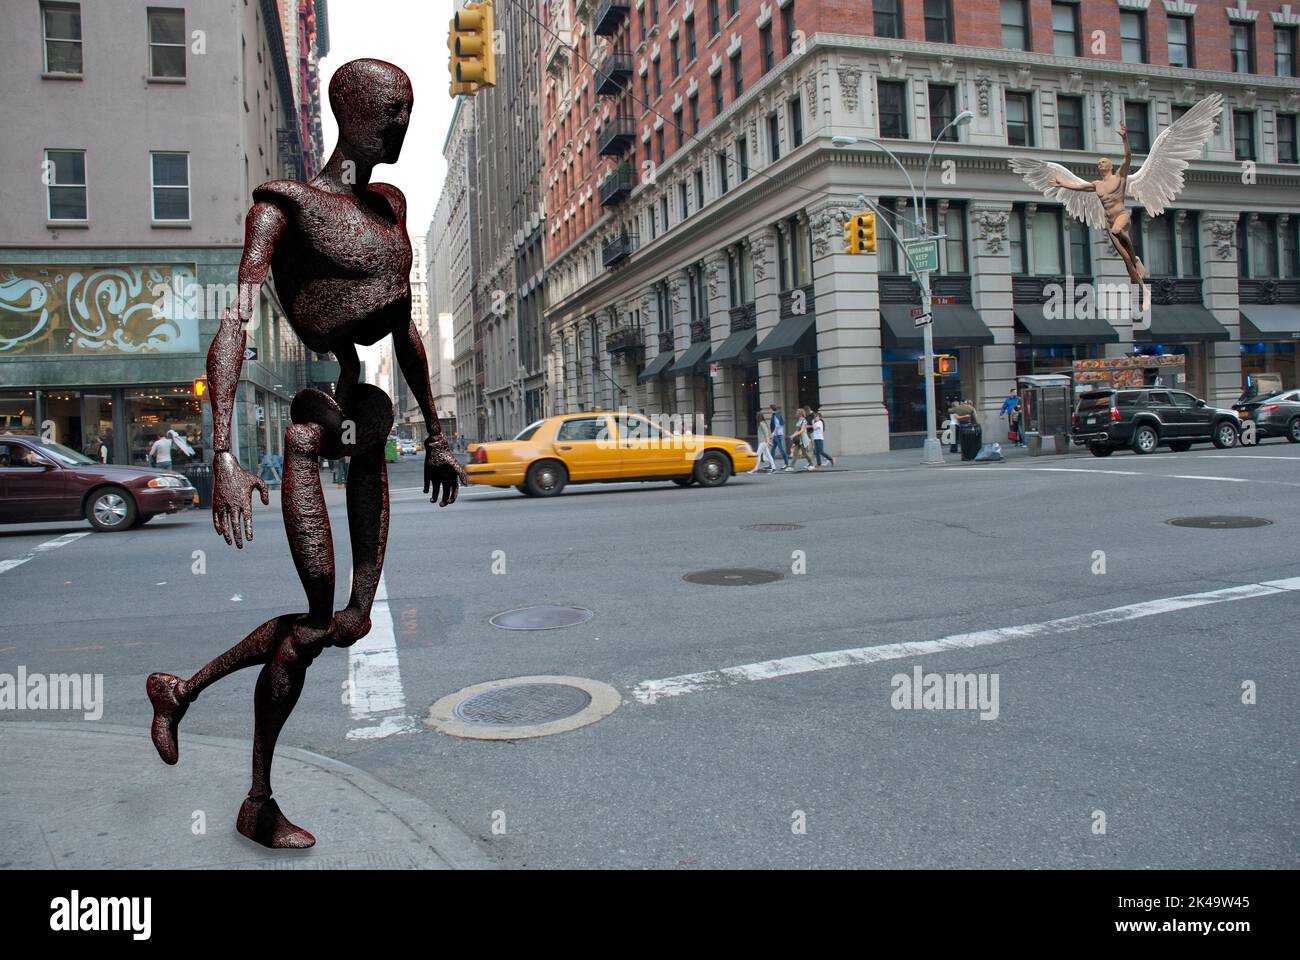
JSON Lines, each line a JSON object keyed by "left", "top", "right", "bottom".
{"left": 329, "top": 59, "right": 413, "bottom": 166}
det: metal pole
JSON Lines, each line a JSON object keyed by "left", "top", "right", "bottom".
{"left": 919, "top": 271, "right": 943, "bottom": 465}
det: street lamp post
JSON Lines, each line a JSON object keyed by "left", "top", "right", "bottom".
{"left": 833, "top": 110, "right": 973, "bottom": 465}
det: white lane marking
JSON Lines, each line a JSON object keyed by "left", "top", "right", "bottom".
{"left": 1030, "top": 467, "right": 1144, "bottom": 476}
{"left": 1166, "top": 474, "right": 1250, "bottom": 483}
{"left": 632, "top": 576, "right": 1300, "bottom": 704}
{"left": 0, "top": 531, "right": 91, "bottom": 575}
{"left": 1206, "top": 455, "right": 1299, "bottom": 460}
{"left": 346, "top": 571, "right": 417, "bottom": 740}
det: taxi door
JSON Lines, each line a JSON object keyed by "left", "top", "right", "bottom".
{"left": 550, "top": 415, "right": 620, "bottom": 481}
{"left": 616, "top": 414, "right": 686, "bottom": 478}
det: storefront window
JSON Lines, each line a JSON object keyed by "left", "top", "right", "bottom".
{"left": 1015, "top": 342, "right": 1099, "bottom": 378}
{"left": 0, "top": 390, "right": 37, "bottom": 434}
{"left": 797, "top": 353, "right": 820, "bottom": 410}
{"left": 125, "top": 385, "right": 202, "bottom": 468}
{"left": 1240, "top": 342, "right": 1297, "bottom": 391}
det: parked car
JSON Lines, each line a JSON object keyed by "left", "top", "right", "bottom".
{"left": 1234, "top": 387, "right": 1300, "bottom": 419}
{"left": 397, "top": 438, "right": 419, "bottom": 456}
{"left": 0, "top": 434, "right": 196, "bottom": 531}
{"left": 1071, "top": 388, "right": 1240, "bottom": 456}
{"left": 464, "top": 413, "right": 757, "bottom": 496}
{"left": 1240, "top": 396, "right": 1300, "bottom": 443}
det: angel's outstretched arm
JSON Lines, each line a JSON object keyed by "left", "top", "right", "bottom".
{"left": 1052, "top": 176, "right": 1096, "bottom": 192}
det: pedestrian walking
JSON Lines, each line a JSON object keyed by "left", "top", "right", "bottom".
{"left": 791, "top": 407, "right": 815, "bottom": 470}
{"left": 769, "top": 403, "right": 791, "bottom": 470}
{"left": 811, "top": 410, "right": 835, "bottom": 467}
{"left": 750, "top": 415, "right": 776, "bottom": 473}
{"left": 147, "top": 433, "right": 174, "bottom": 471}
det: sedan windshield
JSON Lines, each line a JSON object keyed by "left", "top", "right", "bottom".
{"left": 36, "top": 440, "right": 96, "bottom": 466}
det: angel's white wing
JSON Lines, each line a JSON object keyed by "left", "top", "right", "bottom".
{"left": 1009, "top": 158, "right": 1107, "bottom": 230}
{"left": 1127, "top": 94, "right": 1223, "bottom": 217}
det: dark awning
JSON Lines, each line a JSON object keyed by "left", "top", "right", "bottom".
{"left": 1240, "top": 305, "right": 1300, "bottom": 342}
{"left": 1133, "top": 304, "right": 1230, "bottom": 342}
{"left": 711, "top": 328, "right": 757, "bottom": 365}
{"left": 1013, "top": 304, "right": 1120, "bottom": 344}
{"left": 880, "top": 304, "right": 994, "bottom": 349}
{"left": 669, "top": 340, "right": 711, "bottom": 377}
{"left": 637, "top": 350, "right": 675, "bottom": 383}
{"left": 752, "top": 313, "right": 817, "bottom": 359}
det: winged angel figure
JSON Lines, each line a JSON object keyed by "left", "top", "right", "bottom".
{"left": 1010, "top": 94, "right": 1223, "bottom": 306}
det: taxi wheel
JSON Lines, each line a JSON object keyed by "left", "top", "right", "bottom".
{"left": 86, "top": 486, "right": 137, "bottom": 531}
{"left": 693, "top": 452, "right": 731, "bottom": 487}
{"left": 525, "top": 460, "right": 567, "bottom": 497}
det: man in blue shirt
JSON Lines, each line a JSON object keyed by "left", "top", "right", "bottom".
{"left": 769, "top": 404, "right": 791, "bottom": 470}
{"left": 999, "top": 388, "right": 1025, "bottom": 446}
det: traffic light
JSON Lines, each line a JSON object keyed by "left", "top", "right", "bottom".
{"left": 192, "top": 376, "right": 208, "bottom": 400}
{"left": 448, "top": 1, "right": 496, "bottom": 97}
{"left": 843, "top": 211, "right": 878, "bottom": 254}
{"left": 915, "top": 355, "right": 958, "bottom": 377}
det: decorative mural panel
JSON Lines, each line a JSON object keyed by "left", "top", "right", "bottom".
{"left": 0, "top": 264, "right": 200, "bottom": 356}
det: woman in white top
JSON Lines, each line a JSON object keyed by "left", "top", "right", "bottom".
{"left": 791, "top": 408, "right": 814, "bottom": 470}
{"left": 749, "top": 415, "right": 776, "bottom": 473}
{"left": 811, "top": 411, "right": 834, "bottom": 467}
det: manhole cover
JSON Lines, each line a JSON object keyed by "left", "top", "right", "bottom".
{"left": 425, "top": 675, "right": 621, "bottom": 740}
{"left": 489, "top": 604, "right": 593, "bottom": 630}
{"left": 683, "top": 568, "right": 784, "bottom": 586}
{"left": 454, "top": 682, "right": 592, "bottom": 726}
{"left": 743, "top": 523, "right": 804, "bottom": 532}
{"left": 1166, "top": 516, "right": 1273, "bottom": 529}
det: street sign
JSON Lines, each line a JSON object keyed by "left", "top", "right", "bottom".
{"left": 930, "top": 295, "right": 957, "bottom": 306}
{"left": 913, "top": 312, "right": 933, "bottom": 327}
{"left": 902, "top": 238, "right": 939, "bottom": 273}
{"left": 243, "top": 346, "right": 258, "bottom": 361}
{"left": 910, "top": 306, "right": 925, "bottom": 318}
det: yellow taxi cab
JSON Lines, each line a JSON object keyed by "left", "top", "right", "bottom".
{"left": 466, "top": 412, "right": 757, "bottom": 496}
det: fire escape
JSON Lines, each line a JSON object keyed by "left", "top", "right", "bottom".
{"left": 592, "top": 0, "right": 636, "bottom": 268}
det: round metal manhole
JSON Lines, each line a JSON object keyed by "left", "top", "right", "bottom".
{"left": 489, "top": 604, "right": 594, "bottom": 630}
{"left": 453, "top": 682, "right": 592, "bottom": 726}
{"left": 743, "top": 523, "right": 804, "bottom": 532}
{"left": 683, "top": 568, "right": 785, "bottom": 586}
{"left": 424, "top": 675, "right": 621, "bottom": 740}
{"left": 1165, "top": 516, "right": 1273, "bottom": 529}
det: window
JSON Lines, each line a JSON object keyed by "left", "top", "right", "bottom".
{"left": 1279, "top": 114, "right": 1298, "bottom": 164}
{"left": 1057, "top": 95, "right": 1084, "bottom": 150}
{"left": 1125, "top": 101, "right": 1150, "bottom": 152}
{"left": 1179, "top": 213, "right": 1200, "bottom": 277}
{"left": 1032, "top": 207, "right": 1064, "bottom": 274}
{"left": 789, "top": 96, "right": 803, "bottom": 148}
{"left": 44, "top": 148, "right": 86, "bottom": 220}
{"left": 761, "top": 23, "right": 774, "bottom": 71}
{"left": 686, "top": 15, "right": 697, "bottom": 62}
{"left": 878, "top": 80, "right": 907, "bottom": 138}
{"left": 768, "top": 113, "right": 780, "bottom": 161}
{"left": 671, "top": 37, "right": 680, "bottom": 77}
{"left": 1006, "top": 92, "right": 1034, "bottom": 147}
{"left": 874, "top": 0, "right": 903, "bottom": 38}
{"left": 738, "top": 243, "right": 755, "bottom": 302}
{"left": 660, "top": 195, "right": 669, "bottom": 231}
{"left": 781, "top": 2, "right": 796, "bottom": 57}
{"left": 1246, "top": 215, "right": 1279, "bottom": 277}
{"left": 924, "top": 0, "right": 953, "bottom": 44}
{"left": 1119, "top": 11, "right": 1146, "bottom": 64}
{"left": 648, "top": 205, "right": 657, "bottom": 240}
{"left": 1144, "top": 214, "right": 1176, "bottom": 276}
{"left": 42, "top": 2, "right": 82, "bottom": 74}
{"left": 556, "top": 417, "right": 609, "bottom": 442}
{"left": 1234, "top": 111, "right": 1255, "bottom": 161}
{"left": 728, "top": 0, "right": 739, "bottom": 19}
{"left": 737, "top": 135, "right": 749, "bottom": 180}
{"left": 1277, "top": 27, "right": 1297, "bottom": 77}
{"left": 689, "top": 93, "right": 699, "bottom": 135}
{"left": 939, "top": 203, "right": 967, "bottom": 273}
{"left": 1008, "top": 207, "right": 1028, "bottom": 273}
{"left": 656, "top": 281, "right": 671, "bottom": 333}
{"left": 656, "top": 127, "right": 665, "bottom": 164}
{"left": 148, "top": 7, "right": 187, "bottom": 79}
{"left": 679, "top": 181, "right": 689, "bottom": 219}
{"left": 718, "top": 151, "right": 730, "bottom": 194}
{"left": 709, "top": 0, "right": 720, "bottom": 37}
{"left": 1230, "top": 23, "right": 1254, "bottom": 74}
{"left": 929, "top": 85, "right": 957, "bottom": 141}
{"left": 1001, "top": 0, "right": 1029, "bottom": 51}
{"left": 150, "top": 152, "right": 190, "bottom": 220}
{"left": 674, "top": 106, "right": 683, "bottom": 148}
{"left": 1068, "top": 220, "right": 1090, "bottom": 274}
{"left": 1051, "top": 2, "right": 1079, "bottom": 56}
{"left": 695, "top": 168, "right": 705, "bottom": 208}
{"left": 654, "top": 58, "right": 662, "bottom": 97}
{"left": 713, "top": 72, "right": 724, "bottom": 116}
{"left": 1166, "top": 16, "right": 1193, "bottom": 69}
{"left": 731, "top": 51, "right": 743, "bottom": 98}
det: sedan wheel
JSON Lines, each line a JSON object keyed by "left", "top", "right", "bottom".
{"left": 1131, "top": 425, "right": 1159, "bottom": 455}
{"left": 87, "top": 487, "right": 136, "bottom": 531}
{"left": 693, "top": 452, "right": 731, "bottom": 487}
{"left": 1211, "top": 421, "right": 1238, "bottom": 449}
{"left": 525, "top": 461, "right": 567, "bottom": 497}
{"left": 1288, "top": 418, "right": 1300, "bottom": 444}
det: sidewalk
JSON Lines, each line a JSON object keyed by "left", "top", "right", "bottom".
{"left": 755, "top": 436, "right": 1080, "bottom": 474}
{"left": 0, "top": 721, "right": 494, "bottom": 870}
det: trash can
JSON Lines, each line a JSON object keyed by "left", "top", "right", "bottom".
{"left": 187, "top": 462, "right": 213, "bottom": 509}
{"left": 959, "top": 422, "right": 983, "bottom": 461}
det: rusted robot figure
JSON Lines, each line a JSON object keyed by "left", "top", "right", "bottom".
{"left": 146, "top": 59, "right": 467, "bottom": 848}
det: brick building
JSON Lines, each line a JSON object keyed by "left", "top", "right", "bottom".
{"left": 539, "top": 0, "right": 1300, "bottom": 453}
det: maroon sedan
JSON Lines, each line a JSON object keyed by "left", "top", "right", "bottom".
{"left": 0, "top": 434, "right": 197, "bottom": 531}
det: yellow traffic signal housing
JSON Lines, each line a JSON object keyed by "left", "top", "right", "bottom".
{"left": 192, "top": 376, "right": 209, "bottom": 400}
{"left": 449, "top": 1, "right": 496, "bottom": 93}
{"left": 843, "top": 211, "right": 878, "bottom": 254}
{"left": 935, "top": 354, "right": 957, "bottom": 376}
{"left": 861, "top": 211, "right": 877, "bottom": 252}
{"left": 843, "top": 215, "right": 859, "bottom": 254}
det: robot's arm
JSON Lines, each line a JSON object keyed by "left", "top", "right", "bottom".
{"left": 393, "top": 312, "right": 468, "bottom": 506}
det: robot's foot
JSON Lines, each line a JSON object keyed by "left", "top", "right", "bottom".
{"left": 236, "top": 796, "right": 316, "bottom": 849}
{"left": 146, "top": 672, "right": 189, "bottom": 765}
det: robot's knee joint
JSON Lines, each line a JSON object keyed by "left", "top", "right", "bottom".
{"left": 285, "top": 422, "right": 323, "bottom": 456}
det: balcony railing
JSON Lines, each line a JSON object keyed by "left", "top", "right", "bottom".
{"left": 597, "top": 115, "right": 636, "bottom": 156}
{"left": 1012, "top": 274, "right": 1094, "bottom": 303}
{"left": 598, "top": 163, "right": 635, "bottom": 207}
{"left": 728, "top": 302, "right": 757, "bottom": 331}
{"left": 594, "top": 52, "right": 632, "bottom": 95}
{"left": 593, "top": 0, "right": 631, "bottom": 35}
{"left": 879, "top": 273, "right": 972, "bottom": 304}
{"left": 658, "top": 329, "right": 674, "bottom": 353}
{"left": 690, "top": 318, "right": 710, "bottom": 343}
{"left": 601, "top": 231, "right": 636, "bottom": 267}
{"left": 1238, "top": 277, "right": 1300, "bottom": 304}
{"left": 605, "top": 326, "right": 644, "bottom": 357}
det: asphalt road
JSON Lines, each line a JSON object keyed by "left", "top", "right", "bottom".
{"left": 2, "top": 442, "right": 1297, "bottom": 868}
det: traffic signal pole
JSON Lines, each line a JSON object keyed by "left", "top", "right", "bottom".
{"left": 919, "top": 271, "right": 943, "bottom": 465}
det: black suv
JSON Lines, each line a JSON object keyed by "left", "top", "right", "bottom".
{"left": 1071, "top": 388, "right": 1241, "bottom": 457}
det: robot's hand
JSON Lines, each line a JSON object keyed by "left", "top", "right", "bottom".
{"left": 422, "top": 432, "right": 469, "bottom": 506}
{"left": 212, "top": 451, "right": 270, "bottom": 548}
